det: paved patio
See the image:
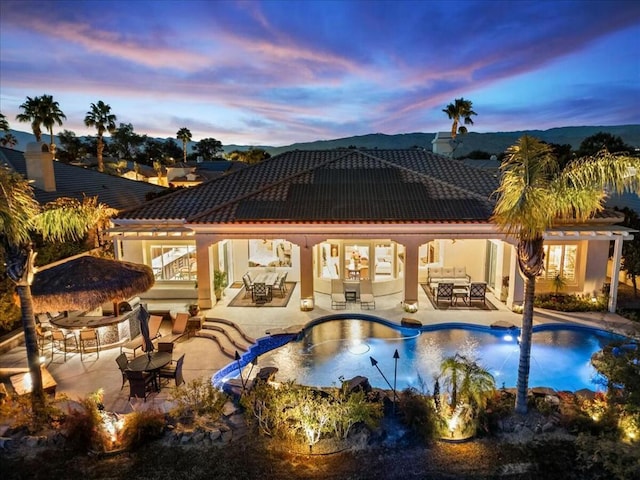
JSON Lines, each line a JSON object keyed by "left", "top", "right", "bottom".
{"left": 1, "top": 284, "right": 637, "bottom": 415}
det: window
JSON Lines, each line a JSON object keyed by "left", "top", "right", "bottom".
{"left": 419, "top": 241, "right": 440, "bottom": 266}
{"left": 320, "top": 243, "right": 340, "bottom": 279}
{"left": 541, "top": 245, "right": 577, "bottom": 281}
{"left": 248, "top": 239, "right": 292, "bottom": 267}
{"left": 150, "top": 244, "right": 197, "bottom": 281}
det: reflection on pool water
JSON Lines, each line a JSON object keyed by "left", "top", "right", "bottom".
{"left": 255, "top": 317, "right": 629, "bottom": 392}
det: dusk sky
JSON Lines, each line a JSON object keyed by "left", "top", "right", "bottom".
{"left": 1, "top": 0, "right": 639, "bottom": 146}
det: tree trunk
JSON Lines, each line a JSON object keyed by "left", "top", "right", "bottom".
{"left": 97, "top": 135, "right": 104, "bottom": 172}
{"left": 12, "top": 249, "right": 46, "bottom": 417}
{"left": 515, "top": 274, "right": 536, "bottom": 414}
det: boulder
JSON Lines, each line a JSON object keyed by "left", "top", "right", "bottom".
{"left": 401, "top": 317, "right": 422, "bottom": 328}
{"left": 345, "top": 376, "right": 371, "bottom": 394}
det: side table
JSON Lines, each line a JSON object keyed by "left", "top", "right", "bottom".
{"left": 186, "top": 315, "right": 204, "bottom": 338}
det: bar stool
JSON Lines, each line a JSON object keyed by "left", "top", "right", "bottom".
{"left": 51, "top": 329, "right": 78, "bottom": 362}
{"left": 79, "top": 329, "right": 100, "bottom": 360}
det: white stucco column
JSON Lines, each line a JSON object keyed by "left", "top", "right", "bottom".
{"left": 608, "top": 236, "right": 623, "bottom": 313}
{"left": 195, "top": 236, "right": 213, "bottom": 309}
{"left": 393, "top": 236, "right": 423, "bottom": 310}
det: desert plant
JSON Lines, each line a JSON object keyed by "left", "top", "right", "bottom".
{"left": 552, "top": 274, "right": 567, "bottom": 296}
{"left": 120, "top": 409, "right": 165, "bottom": 450}
{"left": 170, "top": 377, "right": 228, "bottom": 423}
{"left": 397, "top": 388, "right": 438, "bottom": 442}
{"left": 329, "top": 388, "right": 383, "bottom": 440}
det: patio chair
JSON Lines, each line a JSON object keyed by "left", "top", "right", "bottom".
{"left": 122, "top": 314, "right": 163, "bottom": 357}
{"left": 331, "top": 279, "right": 347, "bottom": 310}
{"left": 252, "top": 282, "right": 271, "bottom": 304}
{"left": 468, "top": 282, "right": 487, "bottom": 306}
{"left": 435, "top": 283, "right": 454, "bottom": 307}
{"left": 360, "top": 279, "right": 375, "bottom": 310}
{"left": 79, "top": 329, "right": 100, "bottom": 360}
{"left": 242, "top": 274, "right": 254, "bottom": 298}
{"left": 158, "top": 353, "right": 185, "bottom": 387}
{"left": 157, "top": 341, "right": 174, "bottom": 362}
{"left": 115, "top": 352, "right": 130, "bottom": 390}
{"left": 51, "top": 328, "right": 78, "bottom": 362}
{"left": 126, "top": 369, "right": 155, "bottom": 401}
{"left": 161, "top": 312, "right": 189, "bottom": 344}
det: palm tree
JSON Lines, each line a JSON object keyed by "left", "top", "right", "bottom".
{"left": 0, "top": 112, "right": 9, "bottom": 132}
{"left": 16, "top": 96, "right": 44, "bottom": 141}
{"left": 0, "top": 167, "right": 110, "bottom": 417}
{"left": 0, "top": 133, "right": 18, "bottom": 148}
{"left": 84, "top": 101, "right": 117, "bottom": 172}
{"left": 491, "top": 135, "right": 640, "bottom": 414}
{"left": 442, "top": 97, "right": 477, "bottom": 139}
{"left": 176, "top": 127, "right": 192, "bottom": 163}
{"left": 38, "top": 94, "right": 66, "bottom": 155}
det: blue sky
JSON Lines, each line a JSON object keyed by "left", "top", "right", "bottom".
{"left": 1, "top": 0, "right": 638, "bottom": 146}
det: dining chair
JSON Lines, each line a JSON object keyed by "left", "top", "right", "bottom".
{"left": 252, "top": 282, "right": 270, "bottom": 304}
{"left": 158, "top": 353, "right": 185, "bottom": 387}
{"left": 271, "top": 274, "right": 287, "bottom": 298}
{"left": 79, "top": 329, "right": 100, "bottom": 360}
{"left": 157, "top": 341, "right": 174, "bottom": 362}
{"left": 51, "top": 329, "right": 78, "bottom": 362}
{"left": 115, "top": 353, "right": 130, "bottom": 390}
{"left": 242, "top": 274, "right": 254, "bottom": 298}
{"left": 126, "top": 369, "right": 155, "bottom": 401}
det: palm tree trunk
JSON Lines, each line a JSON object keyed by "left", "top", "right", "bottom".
{"left": 13, "top": 249, "right": 46, "bottom": 417}
{"left": 515, "top": 274, "right": 536, "bottom": 414}
{"left": 97, "top": 135, "right": 104, "bottom": 172}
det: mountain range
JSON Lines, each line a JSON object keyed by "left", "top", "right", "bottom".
{"left": 5, "top": 125, "right": 640, "bottom": 158}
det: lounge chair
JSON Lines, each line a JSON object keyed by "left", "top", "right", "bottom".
{"left": 160, "top": 312, "right": 189, "bottom": 344}
{"left": 331, "top": 279, "right": 347, "bottom": 309}
{"left": 360, "top": 279, "right": 375, "bottom": 310}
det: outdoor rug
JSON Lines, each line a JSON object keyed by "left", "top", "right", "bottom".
{"left": 420, "top": 284, "right": 498, "bottom": 311}
{"left": 228, "top": 282, "right": 296, "bottom": 307}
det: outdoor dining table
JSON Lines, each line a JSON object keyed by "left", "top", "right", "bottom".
{"left": 127, "top": 351, "right": 172, "bottom": 391}
{"left": 251, "top": 272, "right": 278, "bottom": 286}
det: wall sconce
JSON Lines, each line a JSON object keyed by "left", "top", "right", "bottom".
{"left": 300, "top": 298, "right": 314, "bottom": 311}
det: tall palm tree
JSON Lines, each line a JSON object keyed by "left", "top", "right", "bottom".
{"left": 38, "top": 94, "right": 66, "bottom": 155}
{"left": 442, "top": 97, "right": 477, "bottom": 139}
{"left": 176, "top": 127, "right": 192, "bottom": 163}
{"left": 491, "top": 135, "right": 640, "bottom": 414}
{"left": 0, "top": 167, "right": 109, "bottom": 417}
{"left": 84, "top": 101, "right": 117, "bottom": 172}
{"left": 16, "top": 96, "right": 44, "bottom": 141}
{"left": 0, "top": 112, "right": 9, "bottom": 132}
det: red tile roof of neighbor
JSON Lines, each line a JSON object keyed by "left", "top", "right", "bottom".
{"left": 114, "top": 148, "right": 624, "bottom": 226}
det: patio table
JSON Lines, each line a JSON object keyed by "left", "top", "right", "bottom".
{"left": 251, "top": 272, "right": 278, "bottom": 286}
{"left": 127, "top": 351, "right": 172, "bottom": 391}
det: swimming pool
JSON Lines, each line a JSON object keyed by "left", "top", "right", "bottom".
{"left": 216, "top": 314, "right": 631, "bottom": 393}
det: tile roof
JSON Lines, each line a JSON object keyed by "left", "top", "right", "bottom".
{"left": 0, "top": 147, "right": 165, "bottom": 211}
{"left": 117, "top": 149, "right": 499, "bottom": 224}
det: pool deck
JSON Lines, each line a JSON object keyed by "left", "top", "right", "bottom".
{"left": 1, "top": 285, "right": 638, "bottom": 415}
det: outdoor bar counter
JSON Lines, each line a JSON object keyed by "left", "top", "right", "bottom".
{"left": 50, "top": 307, "right": 143, "bottom": 349}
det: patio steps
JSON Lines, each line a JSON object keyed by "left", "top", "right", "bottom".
{"left": 195, "top": 318, "right": 255, "bottom": 358}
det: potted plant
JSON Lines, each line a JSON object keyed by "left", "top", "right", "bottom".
{"left": 500, "top": 276, "right": 509, "bottom": 302}
{"left": 188, "top": 304, "right": 200, "bottom": 317}
{"left": 213, "top": 270, "right": 228, "bottom": 301}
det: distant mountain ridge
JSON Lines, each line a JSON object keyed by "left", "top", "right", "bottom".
{"left": 5, "top": 125, "right": 639, "bottom": 158}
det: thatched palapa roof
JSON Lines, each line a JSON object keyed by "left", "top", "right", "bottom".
{"left": 31, "top": 255, "right": 154, "bottom": 313}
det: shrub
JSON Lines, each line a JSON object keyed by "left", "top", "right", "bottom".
{"left": 534, "top": 293, "right": 607, "bottom": 312}
{"left": 169, "top": 377, "right": 228, "bottom": 423}
{"left": 120, "top": 409, "right": 165, "bottom": 450}
{"left": 575, "top": 433, "right": 640, "bottom": 479}
{"left": 397, "top": 388, "right": 438, "bottom": 442}
{"left": 62, "top": 391, "right": 110, "bottom": 452}
{"left": 0, "top": 390, "right": 64, "bottom": 435}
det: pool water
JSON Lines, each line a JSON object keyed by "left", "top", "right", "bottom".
{"left": 256, "top": 318, "right": 628, "bottom": 392}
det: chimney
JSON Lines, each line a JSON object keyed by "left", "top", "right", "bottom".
{"left": 431, "top": 132, "right": 455, "bottom": 156}
{"left": 24, "top": 141, "right": 56, "bottom": 192}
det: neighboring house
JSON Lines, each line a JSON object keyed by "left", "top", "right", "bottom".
{"left": 111, "top": 143, "right": 632, "bottom": 313}
{"left": 0, "top": 144, "right": 165, "bottom": 211}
